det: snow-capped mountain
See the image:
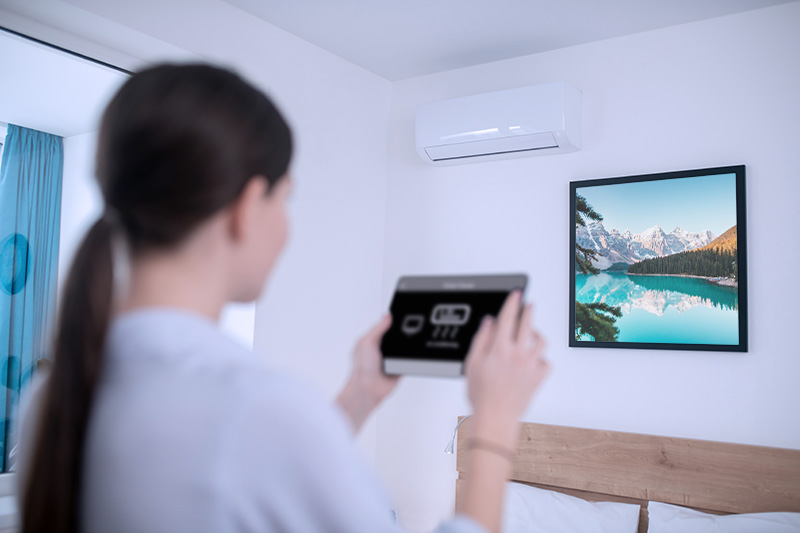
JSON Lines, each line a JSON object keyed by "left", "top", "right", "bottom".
{"left": 576, "top": 221, "right": 715, "bottom": 270}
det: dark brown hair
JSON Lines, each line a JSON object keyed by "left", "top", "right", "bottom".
{"left": 22, "top": 64, "right": 292, "bottom": 533}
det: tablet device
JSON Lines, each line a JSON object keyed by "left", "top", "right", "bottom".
{"left": 381, "top": 274, "right": 528, "bottom": 377}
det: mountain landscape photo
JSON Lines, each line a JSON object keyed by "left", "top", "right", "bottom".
{"left": 572, "top": 169, "right": 743, "bottom": 346}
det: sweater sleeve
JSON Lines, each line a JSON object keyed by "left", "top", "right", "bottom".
{"left": 224, "top": 374, "right": 487, "bottom": 533}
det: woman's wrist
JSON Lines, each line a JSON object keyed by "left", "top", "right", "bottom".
{"left": 335, "top": 378, "right": 379, "bottom": 432}
{"left": 469, "top": 411, "right": 520, "bottom": 450}
{"left": 466, "top": 437, "right": 516, "bottom": 463}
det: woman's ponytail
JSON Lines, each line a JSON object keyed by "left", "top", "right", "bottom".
{"left": 22, "top": 216, "right": 116, "bottom": 533}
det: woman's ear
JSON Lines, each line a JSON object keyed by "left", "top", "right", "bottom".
{"left": 228, "top": 176, "right": 269, "bottom": 243}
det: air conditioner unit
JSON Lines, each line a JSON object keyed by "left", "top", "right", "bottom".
{"left": 415, "top": 82, "right": 582, "bottom": 165}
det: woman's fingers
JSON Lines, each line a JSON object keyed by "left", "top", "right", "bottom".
{"left": 363, "top": 313, "right": 392, "bottom": 345}
{"left": 493, "top": 290, "right": 523, "bottom": 345}
{"left": 532, "top": 330, "right": 546, "bottom": 354}
{"left": 534, "top": 337, "right": 551, "bottom": 379}
{"left": 465, "top": 316, "right": 495, "bottom": 375}
{"left": 473, "top": 316, "right": 495, "bottom": 356}
{"left": 515, "top": 303, "right": 534, "bottom": 347}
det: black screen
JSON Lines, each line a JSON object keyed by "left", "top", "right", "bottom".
{"left": 381, "top": 291, "right": 511, "bottom": 362}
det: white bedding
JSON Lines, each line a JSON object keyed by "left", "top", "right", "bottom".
{"left": 647, "top": 501, "right": 800, "bottom": 533}
{"left": 501, "top": 482, "right": 640, "bottom": 533}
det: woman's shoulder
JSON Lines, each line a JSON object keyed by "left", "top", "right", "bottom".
{"left": 108, "top": 308, "right": 256, "bottom": 366}
{"left": 110, "top": 307, "right": 343, "bottom": 421}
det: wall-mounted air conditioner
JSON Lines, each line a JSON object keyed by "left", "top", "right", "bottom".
{"left": 415, "top": 82, "right": 582, "bottom": 165}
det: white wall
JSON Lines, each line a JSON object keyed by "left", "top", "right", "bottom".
{"left": 59, "top": 131, "right": 103, "bottom": 288}
{"left": 376, "top": 3, "right": 800, "bottom": 530}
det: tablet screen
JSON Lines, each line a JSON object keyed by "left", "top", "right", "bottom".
{"left": 381, "top": 274, "right": 527, "bottom": 376}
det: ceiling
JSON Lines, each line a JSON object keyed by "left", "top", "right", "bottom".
{"left": 0, "top": 0, "right": 797, "bottom": 82}
{"left": 225, "top": 0, "right": 797, "bottom": 80}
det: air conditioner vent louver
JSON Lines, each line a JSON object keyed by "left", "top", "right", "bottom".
{"left": 425, "top": 132, "right": 558, "bottom": 162}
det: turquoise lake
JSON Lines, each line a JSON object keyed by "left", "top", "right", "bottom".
{"left": 575, "top": 272, "right": 739, "bottom": 344}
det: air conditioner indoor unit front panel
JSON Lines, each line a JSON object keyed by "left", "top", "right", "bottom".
{"left": 424, "top": 132, "right": 558, "bottom": 162}
{"left": 415, "top": 82, "right": 582, "bottom": 165}
{"left": 417, "top": 84, "right": 566, "bottom": 143}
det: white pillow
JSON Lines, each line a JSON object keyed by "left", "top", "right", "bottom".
{"left": 648, "top": 501, "right": 800, "bottom": 533}
{"left": 502, "top": 482, "right": 640, "bottom": 533}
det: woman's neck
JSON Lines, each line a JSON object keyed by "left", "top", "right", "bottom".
{"left": 119, "top": 233, "right": 232, "bottom": 322}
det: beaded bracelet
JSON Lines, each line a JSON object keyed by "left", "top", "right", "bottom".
{"left": 466, "top": 438, "right": 515, "bottom": 463}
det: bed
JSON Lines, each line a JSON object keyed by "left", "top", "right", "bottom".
{"left": 455, "top": 417, "right": 800, "bottom": 532}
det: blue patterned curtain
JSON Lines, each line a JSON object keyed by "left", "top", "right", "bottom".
{"left": 0, "top": 124, "right": 63, "bottom": 471}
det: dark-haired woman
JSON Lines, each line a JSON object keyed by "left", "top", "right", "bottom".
{"left": 17, "top": 64, "right": 549, "bottom": 533}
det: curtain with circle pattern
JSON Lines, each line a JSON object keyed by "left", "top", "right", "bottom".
{"left": 0, "top": 123, "right": 63, "bottom": 471}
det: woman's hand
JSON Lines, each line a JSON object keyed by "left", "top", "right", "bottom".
{"left": 464, "top": 291, "right": 550, "bottom": 444}
{"left": 336, "top": 314, "right": 400, "bottom": 432}
{"left": 458, "top": 291, "right": 550, "bottom": 533}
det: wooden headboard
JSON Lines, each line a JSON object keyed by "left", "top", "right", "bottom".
{"left": 455, "top": 418, "right": 800, "bottom": 533}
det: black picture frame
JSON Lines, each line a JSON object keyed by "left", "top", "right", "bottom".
{"left": 570, "top": 165, "right": 748, "bottom": 352}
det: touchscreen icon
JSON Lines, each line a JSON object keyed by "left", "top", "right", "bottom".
{"left": 431, "top": 304, "right": 471, "bottom": 339}
{"left": 401, "top": 314, "right": 425, "bottom": 336}
{"left": 431, "top": 304, "right": 471, "bottom": 326}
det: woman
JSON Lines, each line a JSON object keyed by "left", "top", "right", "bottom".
{"left": 18, "top": 64, "right": 549, "bottom": 533}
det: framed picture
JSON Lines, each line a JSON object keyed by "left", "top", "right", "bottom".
{"left": 570, "top": 165, "right": 747, "bottom": 352}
